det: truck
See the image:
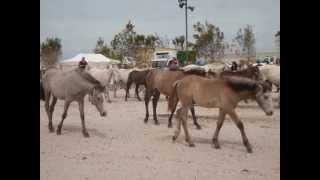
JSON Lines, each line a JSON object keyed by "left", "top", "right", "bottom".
{"left": 151, "top": 49, "right": 177, "bottom": 68}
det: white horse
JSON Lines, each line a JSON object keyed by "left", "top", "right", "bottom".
{"left": 258, "top": 64, "right": 280, "bottom": 90}
{"left": 88, "top": 67, "right": 120, "bottom": 103}
{"left": 258, "top": 64, "right": 280, "bottom": 106}
{"left": 202, "top": 62, "right": 226, "bottom": 76}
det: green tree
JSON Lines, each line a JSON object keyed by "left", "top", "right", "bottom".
{"left": 111, "top": 20, "right": 137, "bottom": 58}
{"left": 93, "top": 37, "right": 111, "bottom": 57}
{"left": 234, "top": 25, "right": 256, "bottom": 61}
{"left": 192, "top": 21, "right": 226, "bottom": 62}
{"left": 40, "top": 37, "right": 62, "bottom": 67}
{"left": 172, "top": 35, "right": 185, "bottom": 50}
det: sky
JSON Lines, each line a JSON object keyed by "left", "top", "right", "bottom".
{"left": 40, "top": 0, "right": 280, "bottom": 59}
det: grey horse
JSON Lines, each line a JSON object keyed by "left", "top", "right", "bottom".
{"left": 41, "top": 67, "right": 107, "bottom": 137}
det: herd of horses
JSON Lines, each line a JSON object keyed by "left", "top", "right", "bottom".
{"left": 40, "top": 63, "right": 280, "bottom": 153}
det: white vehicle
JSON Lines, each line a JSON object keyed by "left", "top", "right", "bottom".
{"left": 151, "top": 50, "right": 177, "bottom": 68}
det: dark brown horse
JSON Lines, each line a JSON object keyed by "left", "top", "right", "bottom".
{"left": 220, "top": 65, "right": 262, "bottom": 103}
{"left": 144, "top": 69, "right": 206, "bottom": 129}
{"left": 125, "top": 69, "right": 151, "bottom": 101}
{"left": 220, "top": 65, "right": 261, "bottom": 80}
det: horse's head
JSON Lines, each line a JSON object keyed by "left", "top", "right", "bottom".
{"left": 254, "top": 80, "right": 274, "bottom": 116}
{"left": 88, "top": 86, "right": 107, "bottom": 117}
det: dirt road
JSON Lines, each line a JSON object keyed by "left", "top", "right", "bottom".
{"left": 40, "top": 91, "right": 280, "bottom": 180}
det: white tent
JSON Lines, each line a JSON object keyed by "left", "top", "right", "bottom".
{"left": 60, "top": 53, "right": 120, "bottom": 70}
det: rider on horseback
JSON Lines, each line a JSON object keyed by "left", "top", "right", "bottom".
{"left": 168, "top": 57, "right": 179, "bottom": 71}
{"left": 78, "top": 57, "right": 88, "bottom": 70}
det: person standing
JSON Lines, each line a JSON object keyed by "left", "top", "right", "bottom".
{"left": 168, "top": 57, "right": 179, "bottom": 71}
{"left": 231, "top": 61, "right": 238, "bottom": 71}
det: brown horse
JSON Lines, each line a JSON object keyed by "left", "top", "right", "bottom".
{"left": 168, "top": 76, "right": 273, "bottom": 153}
{"left": 125, "top": 69, "right": 151, "bottom": 101}
{"left": 144, "top": 69, "right": 206, "bottom": 129}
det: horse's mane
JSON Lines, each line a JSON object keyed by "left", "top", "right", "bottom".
{"left": 224, "top": 76, "right": 258, "bottom": 92}
{"left": 221, "top": 66, "right": 260, "bottom": 79}
{"left": 181, "top": 69, "right": 206, "bottom": 77}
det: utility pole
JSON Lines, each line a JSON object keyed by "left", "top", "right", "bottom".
{"left": 178, "top": 0, "right": 194, "bottom": 50}
{"left": 185, "top": 0, "right": 188, "bottom": 50}
{"left": 178, "top": 0, "right": 194, "bottom": 63}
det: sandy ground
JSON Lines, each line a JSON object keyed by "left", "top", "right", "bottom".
{"left": 40, "top": 90, "right": 280, "bottom": 180}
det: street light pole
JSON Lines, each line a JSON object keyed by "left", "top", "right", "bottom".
{"left": 179, "top": 0, "right": 191, "bottom": 50}
{"left": 178, "top": 0, "right": 194, "bottom": 64}
{"left": 185, "top": 0, "right": 188, "bottom": 51}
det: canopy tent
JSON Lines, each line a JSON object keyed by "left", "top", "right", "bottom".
{"left": 60, "top": 53, "right": 120, "bottom": 70}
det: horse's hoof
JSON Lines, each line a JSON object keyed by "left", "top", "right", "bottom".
{"left": 212, "top": 139, "right": 220, "bottom": 149}
{"left": 108, "top": 100, "right": 112, "bottom": 103}
{"left": 168, "top": 124, "right": 173, "bottom": 128}
{"left": 172, "top": 136, "right": 177, "bottom": 141}
{"left": 49, "top": 127, "right": 55, "bottom": 133}
{"left": 155, "top": 121, "right": 160, "bottom": 125}
{"left": 144, "top": 119, "right": 148, "bottom": 124}
{"left": 82, "top": 131, "right": 90, "bottom": 138}
{"left": 196, "top": 125, "right": 202, "bottom": 130}
{"left": 247, "top": 147, "right": 253, "bottom": 153}
{"left": 56, "top": 130, "right": 62, "bottom": 135}
{"left": 189, "top": 143, "right": 195, "bottom": 147}
{"left": 213, "top": 143, "right": 220, "bottom": 149}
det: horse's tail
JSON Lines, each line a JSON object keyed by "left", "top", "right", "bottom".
{"left": 168, "top": 80, "right": 180, "bottom": 112}
{"left": 40, "top": 81, "right": 45, "bottom": 101}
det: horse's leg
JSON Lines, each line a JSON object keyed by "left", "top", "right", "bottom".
{"left": 144, "top": 89, "right": 152, "bottom": 123}
{"left": 113, "top": 85, "right": 117, "bottom": 98}
{"left": 135, "top": 84, "right": 142, "bottom": 101}
{"left": 212, "top": 109, "right": 226, "bottom": 149}
{"left": 56, "top": 100, "right": 71, "bottom": 135}
{"left": 125, "top": 80, "right": 132, "bottom": 101}
{"left": 104, "top": 88, "right": 112, "bottom": 103}
{"left": 278, "top": 90, "right": 280, "bottom": 107}
{"left": 275, "top": 83, "right": 280, "bottom": 93}
{"left": 44, "top": 91, "right": 54, "bottom": 132}
{"left": 152, "top": 90, "right": 160, "bottom": 125}
{"left": 228, "top": 109, "right": 252, "bottom": 153}
{"left": 78, "top": 99, "right": 89, "bottom": 137}
{"left": 181, "top": 107, "right": 195, "bottom": 147}
{"left": 168, "top": 97, "right": 178, "bottom": 128}
{"left": 48, "top": 96, "right": 57, "bottom": 132}
{"left": 172, "top": 107, "right": 183, "bottom": 141}
{"left": 190, "top": 105, "right": 201, "bottom": 129}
